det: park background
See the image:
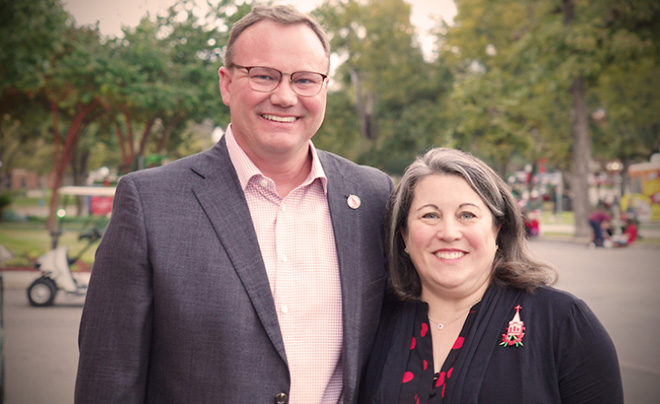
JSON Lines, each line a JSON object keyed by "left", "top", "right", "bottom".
{"left": 0, "top": 0, "right": 659, "bottom": 402}
{"left": 1, "top": 0, "right": 659, "bottom": 238}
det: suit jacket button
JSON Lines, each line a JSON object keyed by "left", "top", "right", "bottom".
{"left": 274, "top": 392, "right": 288, "bottom": 404}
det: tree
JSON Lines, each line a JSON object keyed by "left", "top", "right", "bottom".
{"left": 103, "top": 17, "right": 173, "bottom": 172}
{"left": 589, "top": 2, "right": 660, "bottom": 191}
{"left": 1, "top": 0, "right": 244, "bottom": 218}
{"left": 101, "top": 0, "right": 232, "bottom": 173}
{"left": 317, "top": 0, "right": 424, "bottom": 140}
{"left": 439, "top": 0, "right": 660, "bottom": 236}
{"left": 0, "top": 0, "right": 68, "bottom": 93}
{"left": 42, "top": 24, "right": 109, "bottom": 229}
{"left": 315, "top": 0, "right": 452, "bottom": 173}
{"left": 0, "top": 94, "right": 55, "bottom": 191}
{"left": 0, "top": 0, "right": 68, "bottom": 192}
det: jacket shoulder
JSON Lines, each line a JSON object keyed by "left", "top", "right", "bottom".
{"left": 318, "top": 150, "right": 389, "bottom": 177}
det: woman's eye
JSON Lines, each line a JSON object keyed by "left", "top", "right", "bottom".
{"left": 459, "top": 211, "right": 476, "bottom": 219}
{"left": 422, "top": 212, "right": 439, "bottom": 219}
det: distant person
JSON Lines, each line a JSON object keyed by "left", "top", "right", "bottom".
{"left": 523, "top": 209, "right": 540, "bottom": 238}
{"left": 75, "top": 5, "right": 393, "bottom": 403}
{"left": 359, "top": 148, "right": 623, "bottom": 403}
{"left": 613, "top": 216, "right": 638, "bottom": 247}
{"left": 588, "top": 203, "right": 612, "bottom": 247}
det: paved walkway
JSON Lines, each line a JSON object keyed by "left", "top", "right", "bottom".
{"left": 2, "top": 270, "right": 90, "bottom": 290}
{"left": 3, "top": 240, "right": 659, "bottom": 403}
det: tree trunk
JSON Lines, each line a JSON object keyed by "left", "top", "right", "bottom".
{"left": 348, "top": 67, "right": 377, "bottom": 140}
{"left": 50, "top": 99, "right": 61, "bottom": 188}
{"left": 137, "top": 116, "right": 157, "bottom": 159}
{"left": 564, "top": 0, "right": 592, "bottom": 238}
{"left": 156, "top": 114, "right": 182, "bottom": 153}
{"left": 125, "top": 110, "right": 135, "bottom": 161}
{"left": 71, "top": 146, "right": 90, "bottom": 216}
{"left": 570, "top": 75, "right": 592, "bottom": 238}
{"left": 118, "top": 110, "right": 136, "bottom": 173}
{"left": 46, "top": 101, "right": 99, "bottom": 230}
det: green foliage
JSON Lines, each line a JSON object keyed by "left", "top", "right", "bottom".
{"left": 0, "top": 0, "right": 68, "bottom": 93}
{"left": 315, "top": 90, "right": 364, "bottom": 161}
{"left": 440, "top": 0, "right": 659, "bottom": 174}
{"left": 1, "top": 0, "right": 658, "bottom": 210}
{"left": 0, "top": 192, "right": 11, "bottom": 209}
{"left": 0, "top": 0, "right": 69, "bottom": 185}
{"left": 96, "top": 0, "right": 235, "bottom": 172}
{"left": 314, "top": 0, "right": 454, "bottom": 174}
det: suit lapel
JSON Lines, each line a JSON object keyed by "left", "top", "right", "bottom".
{"left": 320, "top": 153, "right": 363, "bottom": 385}
{"left": 190, "top": 139, "right": 287, "bottom": 363}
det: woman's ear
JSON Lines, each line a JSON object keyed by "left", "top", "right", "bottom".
{"left": 400, "top": 228, "right": 408, "bottom": 253}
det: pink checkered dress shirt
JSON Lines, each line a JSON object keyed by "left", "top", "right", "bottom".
{"left": 225, "top": 126, "right": 344, "bottom": 403}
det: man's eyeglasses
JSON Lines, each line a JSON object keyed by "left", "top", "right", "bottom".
{"left": 231, "top": 64, "right": 327, "bottom": 97}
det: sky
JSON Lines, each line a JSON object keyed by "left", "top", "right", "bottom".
{"left": 62, "top": 0, "right": 457, "bottom": 58}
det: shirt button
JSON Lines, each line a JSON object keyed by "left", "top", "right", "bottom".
{"left": 280, "top": 204, "right": 287, "bottom": 212}
{"left": 260, "top": 179, "right": 268, "bottom": 188}
{"left": 280, "top": 254, "right": 287, "bottom": 263}
{"left": 281, "top": 305, "right": 289, "bottom": 314}
{"left": 274, "top": 392, "right": 288, "bottom": 404}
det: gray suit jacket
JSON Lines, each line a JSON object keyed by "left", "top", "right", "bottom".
{"left": 75, "top": 137, "right": 393, "bottom": 403}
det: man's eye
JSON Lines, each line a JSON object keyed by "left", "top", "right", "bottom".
{"left": 252, "top": 73, "right": 278, "bottom": 82}
{"left": 293, "top": 73, "right": 322, "bottom": 85}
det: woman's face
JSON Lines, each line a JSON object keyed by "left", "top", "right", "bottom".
{"left": 401, "top": 174, "right": 500, "bottom": 300}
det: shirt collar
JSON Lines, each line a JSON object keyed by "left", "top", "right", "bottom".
{"left": 224, "top": 124, "right": 328, "bottom": 195}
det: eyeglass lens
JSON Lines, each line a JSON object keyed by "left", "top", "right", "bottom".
{"left": 246, "top": 67, "right": 324, "bottom": 96}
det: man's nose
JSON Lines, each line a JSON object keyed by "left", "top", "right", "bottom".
{"left": 269, "top": 79, "right": 298, "bottom": 107}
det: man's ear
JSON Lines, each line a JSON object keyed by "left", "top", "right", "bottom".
{"left": 218, "top": 66, "right": 232, "bottom": 106}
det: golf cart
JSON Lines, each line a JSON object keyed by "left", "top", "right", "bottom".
{"left": 27, "top": 185, "right": 115, "bottom": 307}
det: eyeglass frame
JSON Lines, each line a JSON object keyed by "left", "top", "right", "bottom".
{"left": 230, "top": 63, "right": 328, "bottom": 97}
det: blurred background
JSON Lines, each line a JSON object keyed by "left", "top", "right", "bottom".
{"left": 0, "top": 1, "right": 659, "bottom": 403}
{"left": 1, "top": 0, "right": 659, "bottom": 239}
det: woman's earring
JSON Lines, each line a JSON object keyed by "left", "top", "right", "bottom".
{"left": 404, "top": 246, "right": 409, "bottom": 253}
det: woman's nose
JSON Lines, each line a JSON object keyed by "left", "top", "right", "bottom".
{"left": 436, "top": 219, "right": 461, "bottom": 240}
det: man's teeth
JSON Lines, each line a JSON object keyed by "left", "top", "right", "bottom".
{"left": 435, "top": 251, "right": 465, "bottom": 260}
{"left": 263, "top": 114, "right": 296, "bottom": 123}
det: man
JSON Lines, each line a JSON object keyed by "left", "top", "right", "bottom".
{"left": 75, "top": 5, "right": 393, "bottom": 404}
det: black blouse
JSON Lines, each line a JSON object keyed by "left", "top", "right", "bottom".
{"left": 399, "top": 302, "right": 480, "bottom": 403}
{"left": 359, "top": 285, "right": 623, "bottom": 404}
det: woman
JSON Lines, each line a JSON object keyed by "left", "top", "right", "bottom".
{"left": 360, "top": 148, "right": 623, "bottom": 403}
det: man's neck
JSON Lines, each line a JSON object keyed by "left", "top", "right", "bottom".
{"left": 250, "top": 149, "right": 313, "bottom": 198}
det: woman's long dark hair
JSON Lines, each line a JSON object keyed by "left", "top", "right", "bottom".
{"left": 387, "top": 148, "right": 558, "bottom": 301}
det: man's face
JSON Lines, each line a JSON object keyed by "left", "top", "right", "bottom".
{"left": 218, "top": 20, "right": 329, "bottom": 165}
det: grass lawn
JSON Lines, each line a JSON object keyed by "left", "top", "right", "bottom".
{"left": 0, "top": 220, "right": 102, "bottom": 271}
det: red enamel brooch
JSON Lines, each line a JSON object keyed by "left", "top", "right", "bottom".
{"left": 500, "top": 305, "right": 525, "bottom": 347}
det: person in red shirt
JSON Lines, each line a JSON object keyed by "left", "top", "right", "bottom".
{"left": 614, "top": 216, "right": 638, "bottom": 247}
